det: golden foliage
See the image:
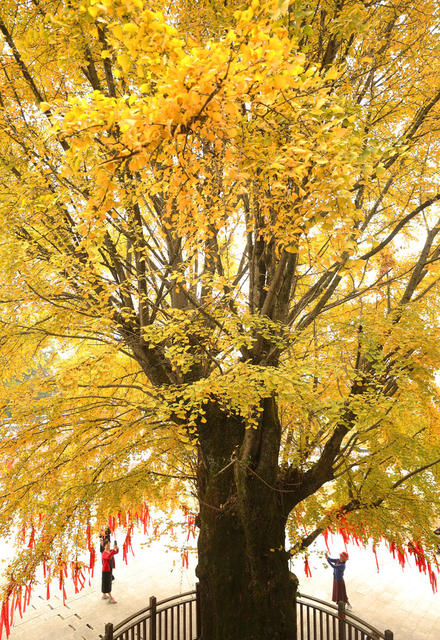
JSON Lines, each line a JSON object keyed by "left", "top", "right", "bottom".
{"left": 0, "top": 0, "right": 440, "bottom": 610}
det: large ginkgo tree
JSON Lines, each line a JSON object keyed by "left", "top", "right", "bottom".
{"left": 1, "top": 0, "right": 440, "bottom": 638}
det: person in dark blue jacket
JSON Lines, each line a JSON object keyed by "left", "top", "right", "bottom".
{"left": 326, "top": 552, "right": 352, "bottom": 609}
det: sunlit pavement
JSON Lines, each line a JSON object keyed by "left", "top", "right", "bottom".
{"left": 4, "top": 531, "right": 439, "bottom": 639}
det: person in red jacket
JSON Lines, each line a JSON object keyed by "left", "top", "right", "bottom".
{"left": 101, "top": 540, "right": 119, "bottom": 603}
{"left": 100, "top": 530, "right": 116, "bottom": 579}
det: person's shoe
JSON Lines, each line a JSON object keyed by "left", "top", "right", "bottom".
{"left": 101, "top": 595, "right": 108, "bottom": 600}
{"left": 108, "top": 599, "right": 117, "bottom": 604}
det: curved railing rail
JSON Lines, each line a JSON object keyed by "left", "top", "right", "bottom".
{"left": 101, "top": 587, "right": 393, "bottom": 640}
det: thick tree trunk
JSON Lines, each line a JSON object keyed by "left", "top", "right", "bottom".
{"left": 196, "top": 403, "right": 297, "bottom": 640}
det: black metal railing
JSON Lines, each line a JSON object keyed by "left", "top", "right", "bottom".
{"left": 102, "top": 586, "right": 393, "bottom": 640}
{"left": 102, "top": 589, "right": 200, "bottom": 640}
{"left": 296, "top": 594, "right": 393, "bottom": 640}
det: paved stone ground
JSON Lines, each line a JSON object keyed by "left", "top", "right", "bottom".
{"left": 4, "top": 531, "right": 439, "bottom": 639}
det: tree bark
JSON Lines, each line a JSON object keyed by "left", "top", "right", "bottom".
{"left": 195, "top": 404, "right": 297, "bottom": 640}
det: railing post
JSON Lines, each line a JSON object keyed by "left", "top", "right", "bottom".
{"left": 104, "top": 622, "right": 114, "bottom": 640}
{"left": 196, "top": 582, "right": 201, "bottom": 639}
{"left": 149, "top": 596, "right": 157, "bottom": 640}
{"left": 292, "top": 587, "right": 297, "bottom": 636}
{"left": 384, "top": 631, "right": 393, "bottom": 640}
{"left": 337, "top": 601, "right": 346, "bottom": 640}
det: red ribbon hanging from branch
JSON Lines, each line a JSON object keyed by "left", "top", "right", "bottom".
{"left": 372, "top": 544, "right": 380, "bottom": 572}
{"left": 108, "top": 515, "right": 116, "bottom": 533}
{"left": 25, "top": 584, "right": 31, "bottom": 609}
{"left": 122, "top": 525, "right": 134, "bottom": 565}
{"left": 16, "top": 587, "right": 22, "bottom": 618}
{"left": 186, "top": 513, "right": 196, "bottom": 541}
{"left": 0, "top": 597, "right": 10, "bottom": 639}
{"left": 27, "top": 526, "right": 35, "bottom": 549}
{"left": 89, "top": 547, "right": 96, "bottom": 577}
{"left": 396, "top": 546, "right": 406, "bottom": 568}
{"left": 8, "top": 596, "right": 14, "bottom": 629}
{"left": 304, "top": 557, "right": 312, "bottom": 577}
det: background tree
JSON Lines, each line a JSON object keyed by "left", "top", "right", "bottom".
{"left": 1, "top": 0, "right": 440, "bottom": 638}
